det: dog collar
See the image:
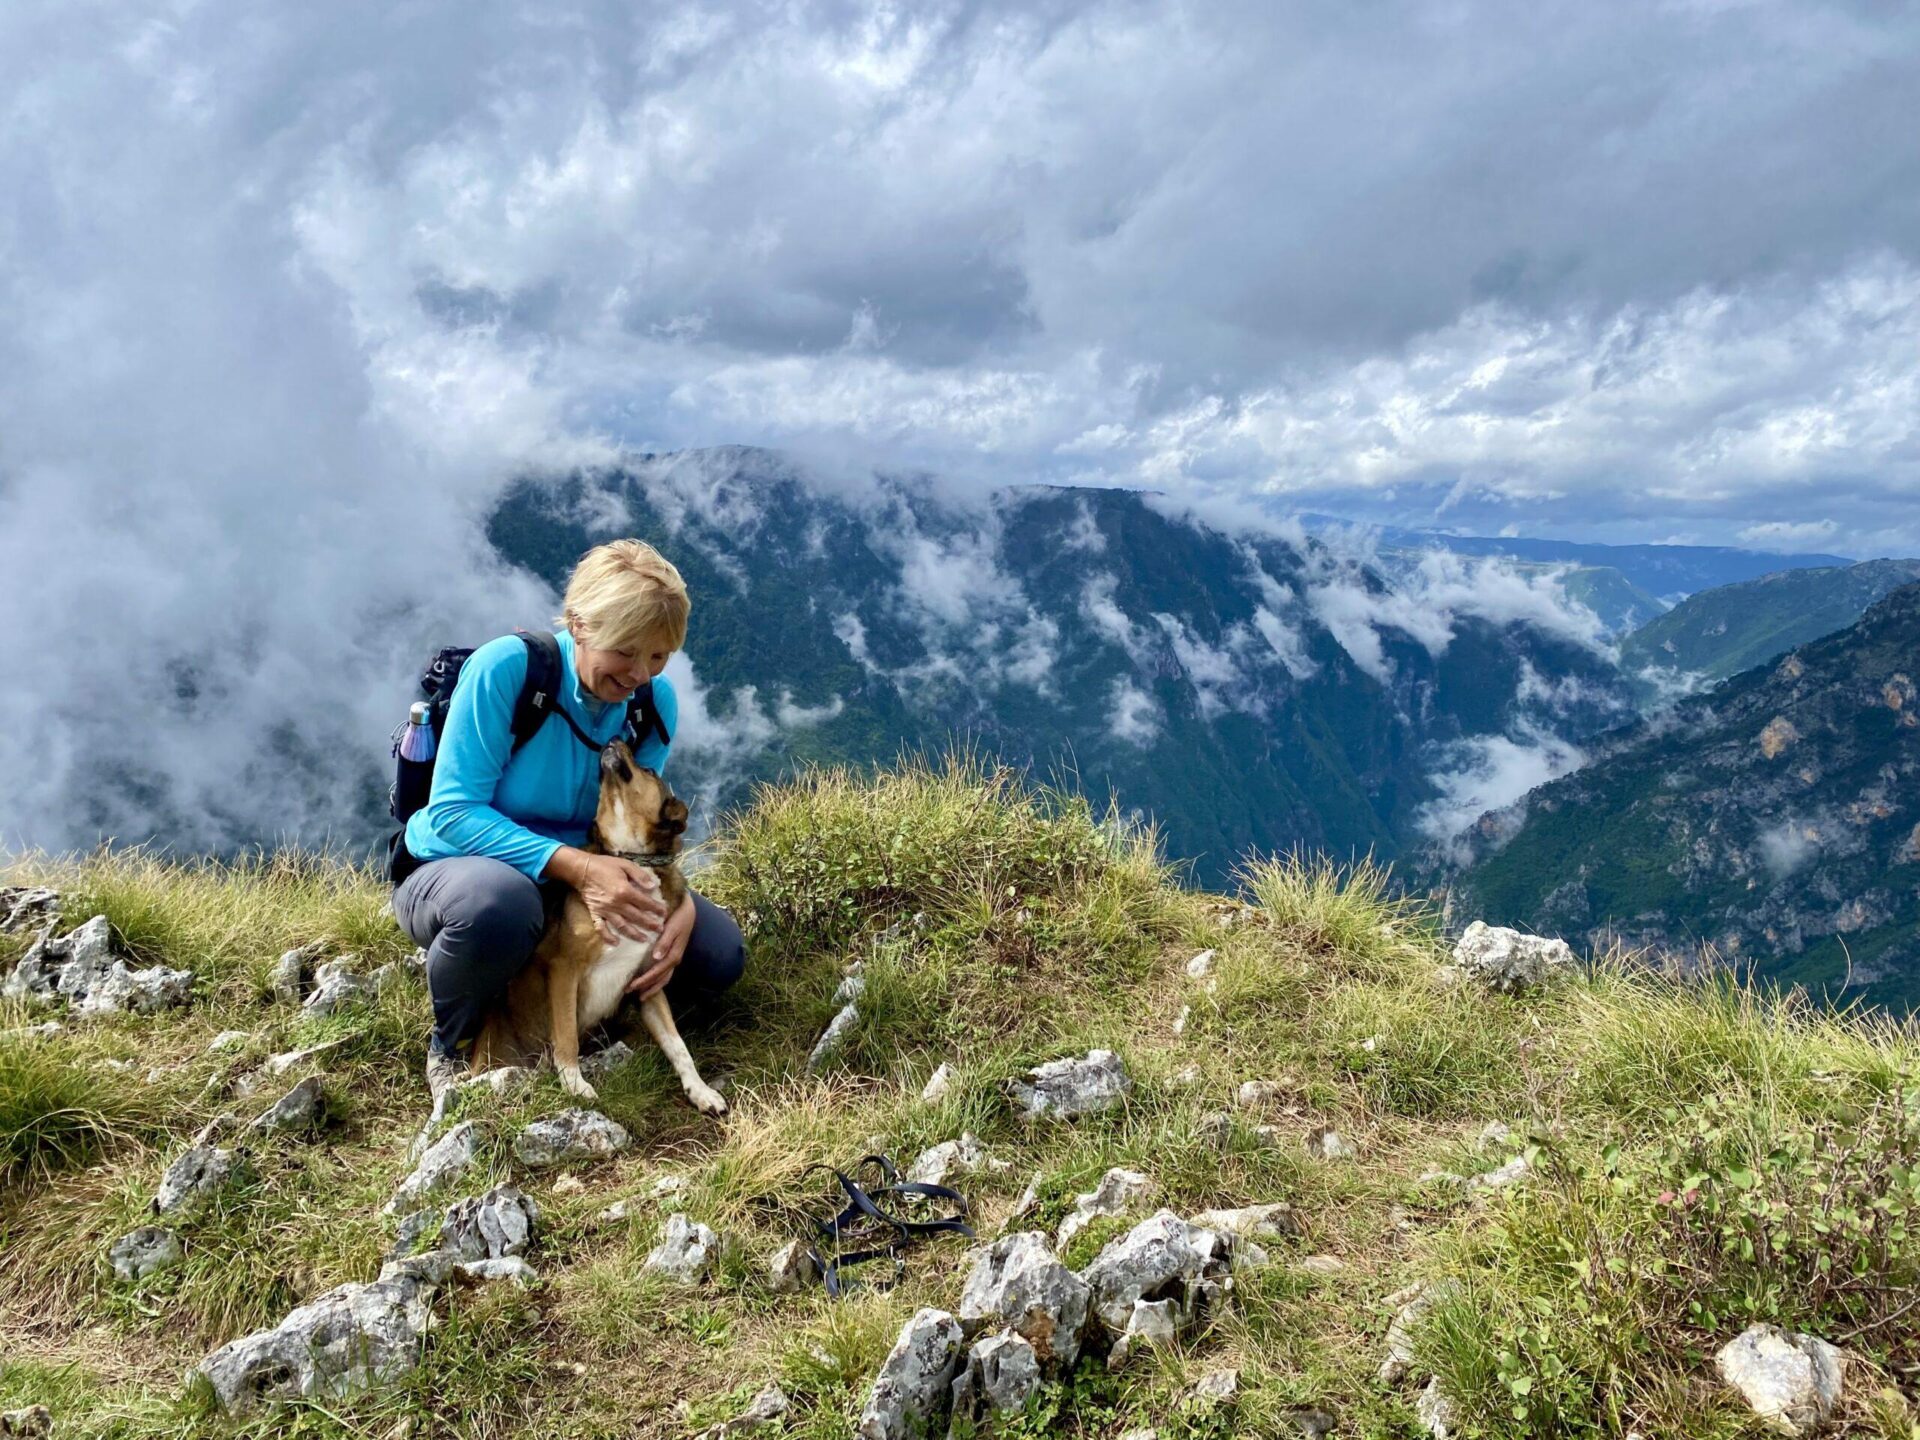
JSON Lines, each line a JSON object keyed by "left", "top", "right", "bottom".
{"left": 609, "top": 849, "right": 677, "bottom": 869}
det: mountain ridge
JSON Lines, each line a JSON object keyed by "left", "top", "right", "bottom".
{"left": 485, "top": 449, "right": 1633, "bottom": 886}
{"left": 1618, "top": 556, "right": 1920, "bottom": 695}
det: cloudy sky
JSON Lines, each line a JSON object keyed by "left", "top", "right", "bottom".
{"left": 2, "top": 0, "right": 1917, "bottom": 851}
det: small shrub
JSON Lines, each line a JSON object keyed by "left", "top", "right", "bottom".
{"left": 1629, "top": 1091, "right": 1920, "bottom": 1357}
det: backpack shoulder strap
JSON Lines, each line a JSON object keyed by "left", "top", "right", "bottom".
{"left": 514, "top": 629, "right": 611, "bottom": 753}
{"left": 510, "top": 631, "right": 565, "bottom": 753}
{"left": 626, "top": 679, "right": 672, "bottom": 749}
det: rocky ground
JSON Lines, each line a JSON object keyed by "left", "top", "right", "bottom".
{"left": 1, "top": 759, "right": 1917, "bottom": 1437}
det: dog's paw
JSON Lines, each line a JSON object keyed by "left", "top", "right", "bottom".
{"left": 686, "top": 1083, "right": 728, "bottom": 1117}
{"left": 560, "top": 1068, "right": 599, "bottom": 1103}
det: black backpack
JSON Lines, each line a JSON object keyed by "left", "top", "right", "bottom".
{"left": 386, "top": 630, "right": 670, "bottom": 882}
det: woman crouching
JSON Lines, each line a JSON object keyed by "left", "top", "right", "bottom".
{"left": 390, "top": 539, "right": 745, "bottom": 1101}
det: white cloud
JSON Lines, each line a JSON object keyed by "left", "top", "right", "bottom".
{"left": 1415, "top": 724, "right": 1588, "bottom": 843}
{"left": 1108, "top": 676, "right": 1161, "bottom": 746}
{"left": 1757, "top": 818, "right": 1821, "bottom": 879}
{"left": 1062, "top": 498, "right": 1107, "bottom": 553}
{"left": 1080, "top": 573, "right": 1148, "bottom": 652}
{"left": 1153, "top": 614, "right": 1245, "bottom": 721}
{"left": 662, "top": 655, "right": 844, "bottom": 829}
{"left": 1299, "top": 544, "right": 1611, "bottom": 683}
{"left": 1003, "top": 612, "right": 1061, "bottom": 694}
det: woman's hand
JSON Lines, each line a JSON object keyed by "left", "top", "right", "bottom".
{"left": 556, "top": 849, "right": 669, "bottom": 945}
{"left": 623, "top": 892, "right": 696, "bottom": 1001}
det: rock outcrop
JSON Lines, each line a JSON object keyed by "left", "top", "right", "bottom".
{"left": 956, "top": 1232, "right": 1091, "bottom": 1371}
{"left": 513, "top": 1109, "right": 633, "bottom": 1169}
{"left": 856, "top": 1308, "right": 964, "bottom": 1440}
{"left": 196, "top": 1275, "right": 435, "bottom": 1413}
{"left": 3, "top": 915, "right": 192, "bottom": 1015}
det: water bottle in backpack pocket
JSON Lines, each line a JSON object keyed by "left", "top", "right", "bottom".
{"left": 389, "top": 700, "right": 437, "bottom": 822}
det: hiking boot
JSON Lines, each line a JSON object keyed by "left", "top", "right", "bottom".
{"left": 424, "top": 1047, "right": 465, "bottom": 1105}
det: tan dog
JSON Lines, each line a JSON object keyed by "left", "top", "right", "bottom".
{"left": 471, "top": 739, "right": 727, "bottom": 1115}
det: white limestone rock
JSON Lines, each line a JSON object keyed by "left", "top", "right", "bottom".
{"left": 1307, "top": 1127, "right": 1355, "bottom": 1160}
{"left": 1379, "top": 1281, "right": 1459, "bottom": 1384}
{"left": 0, "top": 885, "right": 59, "bottom": 933}
{"left": 1055, "top": 1167, "right": 1153, "bottom": 1250}
{"left": 76, "top": 959, "right": 194, "bottom": 1016}
{"left": 957, "top": 1231, "right": 1091, "bottom": 1371}
{"left": 947, "top": 1330, "right": 1041, "bottom": 1436}
{"left": 767, "top": 1239, "right": 822, "bottom": 1293}
{"left": 1191, "top": 1201, "right": 1303, "bottom": 1257}
{"left": 1080, "top": 1210, "right": 1231, "bottom": 1335}
{"left": 0, "top": 1405, "right": 52, "bottom": 1437}
{"left": 512, "top": 1109, "right": 632, "bottom": 1169}
{"left": 250, "top": 1075, "right": 329, "bottom": 1135}
{"left": 921, "top": 1063, "right": 958, "bottom": 1102}
{"left": 642, "top": 1212, "right": 720, "bottom": 1285}
{"left": 195, "top": 1275, "right": 434, "bottom": 1413}
{"left": 1185, "top": 949, "right": 1216, "bottom": 978}
{"left": 301, "top": 960, "right": 370, "bottom": 1017}
{"left": 579, "top": 1041, "right": 635, "bottom": 1082}
{"left": 2, "top": 916, "right": 112, "bottom": 1004}
{"left": 152, "top": 1144, "right": 236, "bottom": 1218}
{"left": 440, "top": 1184, "right": 539, "bottom": 1261}
{"left": 386, "top": 1121, "right": 478, "bottom": 1213}
{"left": 270, "top": 940, "right": 324, "bottom": 1004}
{"left": 700, "top": 1383, "right": 791, "bottom": 1439}
{"left": 907, "top": 1132, "right": 1007, "bottom": 1186}
{"left": 3, "top": 916, "right": 193, "bottom": 1016}
{"left": 1416, "top": 1377, "right": 1458, "bottom": 1438}
{"left": 1714, "top": 1324, "right": 1845, "bottom": 1436}
{"left": 1192, "top": 1369, "right": 1240, "bottom": 1406}
{"left": 856, "top": 1308, "right": 964, "bottom": 1440}
{"left": 1106, "top": 1297, "right": 1180, "bottom": 1370}
{"left": 1236, "top": 1078, "right": 1291, "bottom": 1109}
{"left": 1010, "top": 1049, "right": 1132, "bottom": 1120}
{"left": 455, "top": 1256, "right": 537, "bottom": 1288}
{"left": 1449, "top": 921, "right": 1576, "bottom": 994}
{"left": 1472, "top": 1153, "right": 1531, "bottom": 1195}
{"left": 805, "top": 1001, "right": 862, "bottom": 1074}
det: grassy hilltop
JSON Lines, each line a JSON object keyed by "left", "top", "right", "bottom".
{"left": 2, "top": 760, "right": 1918, "bottom": 1438}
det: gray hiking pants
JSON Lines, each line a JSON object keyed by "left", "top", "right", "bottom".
{"left": 391, "top": 855, "right": 746, "bottom": 1058}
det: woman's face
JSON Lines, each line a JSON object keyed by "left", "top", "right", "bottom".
{"left": 573, "top": 624, "right": 673, "bottom": 704}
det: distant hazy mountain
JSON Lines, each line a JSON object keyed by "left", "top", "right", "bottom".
{"left": 1298, "top": 514, "right": 1851, "bottom": 603}
{"left": 1430, "top": 583, "right": 1920, "bottom": 1011}
{"left": 486, "top": 450, "right": 1633, "bottom": 886}
{"left": 1618, "top": 558, "right": 1920, "bottom": 694}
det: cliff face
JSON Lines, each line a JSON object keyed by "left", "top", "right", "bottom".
{"left": 1434, "top": 583, "right": 1920, "bottom": 1010}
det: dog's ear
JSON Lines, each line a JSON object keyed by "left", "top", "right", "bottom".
{"left": 662, "top": 796, "right": 689, "bottom": 833}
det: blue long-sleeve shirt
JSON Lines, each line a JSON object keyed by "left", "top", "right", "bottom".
{"left": 403, "top": 630, "right": 678, "bottom": 880}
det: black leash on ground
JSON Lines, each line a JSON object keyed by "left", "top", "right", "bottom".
{"left": 793, "top": 1155, "right": 974, "bottom": 1297}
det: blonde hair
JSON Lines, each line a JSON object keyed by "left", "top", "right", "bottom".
{"left": 558, "top": 539, "right": 690, "bottom": 654}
